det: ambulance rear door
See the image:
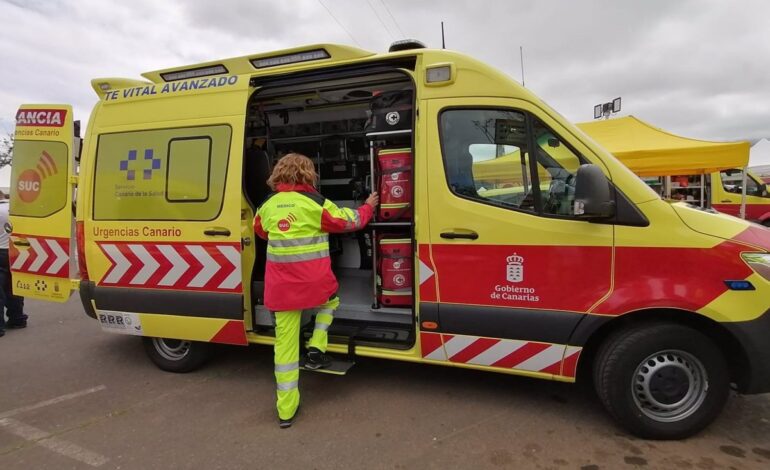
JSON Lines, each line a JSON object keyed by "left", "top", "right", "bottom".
{"left": 8, "top": 105, "right": 76, "bottom": 302}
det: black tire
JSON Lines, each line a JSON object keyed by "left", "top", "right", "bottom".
{"left": 142, "top": 337, "right": 210, "bottom": 373}
{"left": 593, "top": 322, "right": 729, "bottom": 440}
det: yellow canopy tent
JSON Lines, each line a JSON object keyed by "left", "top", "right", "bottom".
{"left": 472, "top": 135, "right": 579, "bottom": 185}
{"left": 575, "top": 116, "right": 750, "bottom": 177}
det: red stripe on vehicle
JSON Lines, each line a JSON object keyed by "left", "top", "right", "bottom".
{"left": 209, "top": 320, "right": 248, "bottom": 346}
{"left": 449, "top": 337, "right": 499, "bottom": 363}
{"left": 492, "top": 342, "right": 551, "bottom": 369}
{"left": 419, "top": 332, "right": 443, "bottom": 357}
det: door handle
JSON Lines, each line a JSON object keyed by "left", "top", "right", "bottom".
{"left": 204, "top": 227, "right": 231, "bottom": 237}
{"left": 721, "top": 199, "right": 731, "bottom": 203}
{"left": 440, "top": 230, "right": 479, "bottom": 240}
{"left": 12, "top": 239, "right": 30, "bottom": 247}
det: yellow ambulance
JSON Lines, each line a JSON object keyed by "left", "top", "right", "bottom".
{"left": 9, "top": 41, "right": 770, "bottom": 439}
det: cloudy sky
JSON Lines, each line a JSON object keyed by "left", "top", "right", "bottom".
{"left": 1, "top": 0, "right": 769, "bottom": 143}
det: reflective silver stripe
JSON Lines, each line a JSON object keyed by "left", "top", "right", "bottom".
{"left": 277, "top": 380, "right": 299, "bottom": 391}
{"left": 266, "top": 250, "right": 330, "bottom": 263}
{"left": 268, "top": 235, "right": 329, "bottom": 248}
{"left": 314, "top": 323, "right": 330, "bottom": 331}
{"left": 275, "top": 362, "right": 299, "bottom": 373}
{"left": 318, "top": 309, "right": 334, "bottom": 316}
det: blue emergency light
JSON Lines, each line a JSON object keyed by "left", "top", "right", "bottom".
{"left": 724, "top": 280, "right": 755, "bottom": 291}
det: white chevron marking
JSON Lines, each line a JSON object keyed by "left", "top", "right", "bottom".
{"left": 515, "top": 345, "right": 565, "bottom": 372}
{"left": 27, "top": 238, "right": 48, "bottom": 272}
{"left": 418, "top": 259, "right": 434, "bottom": 285}
{"left": 157, "top": 245, "right": 188, "bottom": 286}
{"left": 129, "top": 244, "right": 159, "bottom": 285}
{"left": 217, "top": 246, "right": 241, "bottom": 289}
{"left": 11, "top": 246, "right": 29, "bottom": 270}
{"left": 187, "top": 245, "right": 218, "bottom": 287}
{"left": 442, "top": 335, "right": 478, "bottom": 359}
{"left": 45, "top": 239, "right": 68, "bottom": 274}
{"left": 102, "top": 245, "right": 130, "bottom": 284}
{"left": 467, "top": 340, "right": 527, "bottom": 367}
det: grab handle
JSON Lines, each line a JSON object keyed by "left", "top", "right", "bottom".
{"left": 440, "top": 230, "right": 479, "bottom": 240}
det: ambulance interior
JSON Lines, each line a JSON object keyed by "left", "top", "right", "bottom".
{"left": 243, "top": 69, "right": 416, "bottom": 349}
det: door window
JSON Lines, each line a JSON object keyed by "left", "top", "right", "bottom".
{"left": 440, "top": 109, "right": 585, "bottom": 216}
{"left": 721, "top": 169, "right": 770, "bottom": 198}
{"left": 93, "top": 125, "right": 231, "bottom": 220}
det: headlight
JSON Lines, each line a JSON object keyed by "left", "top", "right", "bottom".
{"left": 742, "top": 253, "right": 770, "bottom": 281}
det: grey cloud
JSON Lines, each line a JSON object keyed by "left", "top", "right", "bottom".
{"left": 0, "top": 0, "right": 768, "bottom": 143}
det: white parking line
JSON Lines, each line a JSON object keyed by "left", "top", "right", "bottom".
{"left": 0, "top": 385, "right": 109, "bottom": 466}
{"left": 0, "top": 385, "right": 107, "bottom": 420}
{"left": 0, "top": 418, "right": 109, "bottom": 467}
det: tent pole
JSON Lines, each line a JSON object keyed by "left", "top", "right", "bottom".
{"left": 700, "top": 174, "right": 704, "bottom": 208}
{"left": 740, "top": 167, "right": 748, "bottom": 219}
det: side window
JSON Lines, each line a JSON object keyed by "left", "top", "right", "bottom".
{"left": 441, "top": 109, "right": 537, "bottom": 212}
{"left": 530, "top": 118, "right": 584, "bottom": 216}
{"left": 93, "top": 125, "right": 231, "bottom": 220}
{"left": 166, "top": 137, "right": 212, "bottom": 202}
{"left": 440, "top": 109, "right": 585, "bottom": 216}
{"left": 721, "top": 169, "right": 769, "bottom": 198}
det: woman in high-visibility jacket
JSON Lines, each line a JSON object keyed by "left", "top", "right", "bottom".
{"left": 254, "top": 153, "right": 378, "bottom": 428}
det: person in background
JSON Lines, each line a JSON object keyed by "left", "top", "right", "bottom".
{"left": 0, "top": 190, "right": 27, "bottom": 337}
{"left": 253, "top": 153, "right": 378, "bottom": 428}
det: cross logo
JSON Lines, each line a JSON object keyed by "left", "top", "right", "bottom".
{"left": 120, "top": 149, "right": 161, "bottom": 181}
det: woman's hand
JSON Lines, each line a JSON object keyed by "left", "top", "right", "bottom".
{"left": 366, "top": 192, "right": 379, "bottom": 207}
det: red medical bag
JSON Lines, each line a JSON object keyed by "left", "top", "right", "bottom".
{"left": 377, "top": 148, "right": 412, "bottom": 220}
{"left": 378, "top": 236, "right": 412, "bottom": 307}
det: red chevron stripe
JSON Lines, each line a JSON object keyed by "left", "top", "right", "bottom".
{"left": 202, "top": 245, "right": 229, "bottom": 289}
{"left": 492, "top": 342, "right": 551, "bottom": 369}
{"left": 175, "top": 245, "right": 204, "bottom": 288}
{"left": 449, "top": 337, "right": 499, "bottom": 363}
{"left": 215, "top": 248, "right": 238, "bottom": 290}
{"left": 37, "top": 238, "right": 56, "bottom": 274}
{"left": 145, "top": 244, "right": 174, "bottom": 287}
{"left": 420, "top": 332, "right": 443, "bottom": 357}
{"left": 57, "top": 239, "right": 69, "bottom": 276}
{"left": 118, "top": 244, "right": 142, "bottom": 284}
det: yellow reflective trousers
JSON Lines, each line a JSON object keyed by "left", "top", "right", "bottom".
{"left": 274, "top": 296, "right": 340, "bottom": 420}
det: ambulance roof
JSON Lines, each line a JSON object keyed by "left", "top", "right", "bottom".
{"left": 90, "top": 43, "right": 543, "bottom": 105}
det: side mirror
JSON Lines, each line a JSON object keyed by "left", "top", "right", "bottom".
{"left": 574, "top": 164, "right": 615, "bottom": 219}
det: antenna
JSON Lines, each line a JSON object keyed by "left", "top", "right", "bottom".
{"left": 520, "top": 46, "right": 525, "bottom": 87}
{"left": 441, "top": 21, "right": 446, "bottom": 49}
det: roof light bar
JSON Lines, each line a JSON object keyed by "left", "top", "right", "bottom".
{"left": 161, "top": 64, "right": 229, "bottom": 82}
{"left": 251, "top": 49, "right": 330, "bottom": 69}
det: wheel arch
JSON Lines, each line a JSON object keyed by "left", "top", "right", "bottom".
{"left": 573, "top": 308, "right": 751, "bottom": 391}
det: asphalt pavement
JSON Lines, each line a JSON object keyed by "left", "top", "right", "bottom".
{"left": 1, "top": 296, "right": 769, "bottom": 469}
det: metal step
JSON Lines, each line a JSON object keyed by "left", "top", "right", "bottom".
{"left": 299, "top": 357, "right": 355, "bottom": 375}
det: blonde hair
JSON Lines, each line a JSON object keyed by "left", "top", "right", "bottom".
{"left": 266, "top": 153, "right": 318, "bottom": 190}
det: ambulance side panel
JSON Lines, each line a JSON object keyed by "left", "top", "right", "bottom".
{"left": 79, "top": 76, "right": 251, "bottom": 345}
{"left": 419, "top": 97, "right": 615, "bottom": 381}
{"left": 9, "top": 105, "right": 75, "bottom": 302}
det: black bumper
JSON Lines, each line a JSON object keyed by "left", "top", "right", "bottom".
{"left": 79, "top": 280, "right": 98, "bottom": 319}
{"left": 724, "top": 308, "right": 770, "bottom": 394}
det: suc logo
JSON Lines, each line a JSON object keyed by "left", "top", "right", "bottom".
{"left": 17, "top": 150, "right": 59, "bottom": 203}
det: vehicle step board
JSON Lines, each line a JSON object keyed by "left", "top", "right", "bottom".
{"left": 299, "top": 357, "right": 355, "bottom": 375}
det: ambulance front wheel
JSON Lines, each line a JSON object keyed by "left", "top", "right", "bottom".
{"left": 142, "top": 337, "right": 211, "bottom": 373}
{"left": 593, "top": 323, "right": 730, "bottom": 440}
